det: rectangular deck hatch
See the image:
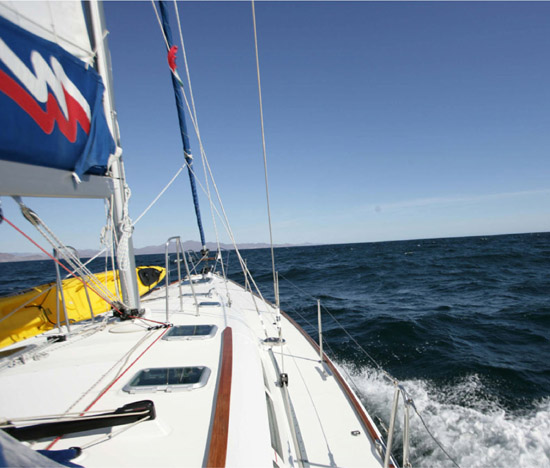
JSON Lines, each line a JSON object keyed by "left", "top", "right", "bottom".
{"left": 123, "top": 367, "right": 210, "bottom": 393}
{"left": 162, "top": 325, "right": 217, "bottom": 340}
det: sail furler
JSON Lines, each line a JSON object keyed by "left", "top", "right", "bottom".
{"left": 158, "top": 1, "right": 207, "bottom": 250}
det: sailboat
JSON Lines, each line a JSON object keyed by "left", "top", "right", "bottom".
{"left": 0, "top": 2, "right": 406, "bottom": 467}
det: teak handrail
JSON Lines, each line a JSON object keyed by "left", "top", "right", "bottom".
{"left": 206, "top": 327, "right": 233, "bottom": 467}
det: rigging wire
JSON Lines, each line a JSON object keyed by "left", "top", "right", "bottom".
{"left": 0, "top": 210, "right": 123, "bottom": 329}
{"left": 2, "top": 216, "right": 124, "bottom": 316}
{"left": 149, "top": 1, "right": 278, "bottom": 322}
{"left": 10, "top": 197, "right": 121, "bottom": 305}
{"left": 172, "top": 0, "right": 231, "bottom": 301}
{"left": 251, "top": 0, "right": 278, "bottom": 305}
{"left": 132, "top": 163, "right": 186, "bottom": 226}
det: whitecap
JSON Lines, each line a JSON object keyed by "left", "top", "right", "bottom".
{"left": 337, "top": 363, "right": 550, "bottom": 468}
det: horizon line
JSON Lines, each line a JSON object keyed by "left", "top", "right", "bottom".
{"left": 2, "top": 230, "right": 548, "bottom": 258}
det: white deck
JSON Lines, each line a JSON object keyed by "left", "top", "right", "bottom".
{"left": 0, "top": 273, "right": 388, "bottom": 467}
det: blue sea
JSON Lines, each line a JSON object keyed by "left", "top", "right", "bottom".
{"left": 1, "top": 232, "right": 549, "bottom": 467}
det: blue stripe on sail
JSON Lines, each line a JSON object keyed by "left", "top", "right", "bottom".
{"left": 0, "top": 15, "right": 115, "bottom": 177}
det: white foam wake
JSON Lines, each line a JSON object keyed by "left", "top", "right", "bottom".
{"left": 338, "top": 363, "right": 550, "bottom": 468}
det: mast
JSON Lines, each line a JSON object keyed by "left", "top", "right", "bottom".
{"left": 158, "top": 1, "right": 207, "bottom": 252}
{"left": 86, "top": 1, "right": 140, "bottom": 309}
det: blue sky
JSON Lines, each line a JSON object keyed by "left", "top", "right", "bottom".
{"left": 2, "top": 1, "right": 550, "bottom": 253}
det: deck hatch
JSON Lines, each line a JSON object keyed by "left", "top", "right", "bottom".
{"left": 123, "top": 367, "right": 210, "bottom": 393}
{"left": 163, "top": 325, "right": 217, "bottom": 340}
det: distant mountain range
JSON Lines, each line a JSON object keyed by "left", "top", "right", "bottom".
{"left": 0, "top": 241, "right": 304, "bottom": 263}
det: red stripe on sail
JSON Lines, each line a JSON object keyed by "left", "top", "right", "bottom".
{"left": 0, "top": 69, "right": 90, "bottom": 142}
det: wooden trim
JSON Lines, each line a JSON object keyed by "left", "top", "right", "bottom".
{"left": 207, "top": 327, "right": 233, "bottom": 467}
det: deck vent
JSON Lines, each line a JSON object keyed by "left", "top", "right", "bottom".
{"left": 123, "top": 366, "right": 211, "bottom": 393}
{"left": 163, "top": 325, "right": 217, "bottom": 341}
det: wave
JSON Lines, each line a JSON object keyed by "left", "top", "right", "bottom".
{"left": 338, "top": 363, "right": 550, "bottom": 467}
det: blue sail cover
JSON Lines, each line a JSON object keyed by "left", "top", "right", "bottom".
{"left": 0, "top": 15, "right": 115, "bottom": 177}
{"left": 158, "top": 2, "right": 206, "bottom": 249}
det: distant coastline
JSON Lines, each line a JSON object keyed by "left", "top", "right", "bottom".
{"left": 0, "top": 241, "right": 308, "bottom": 263}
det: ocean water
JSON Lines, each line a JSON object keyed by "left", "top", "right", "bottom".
{"left": 1, "top": 233, "right": 549, "bottom": 467}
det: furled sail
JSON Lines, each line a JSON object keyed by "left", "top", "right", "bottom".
{"left": 0, "top": 4, "right": 115, "bottom": 179}
{"left": 158, "top": 1, "right": 207, "bottom": 251}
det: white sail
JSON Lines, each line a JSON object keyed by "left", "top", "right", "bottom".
{"left": 0, "top": 1, "right": 92, "bottom": 63}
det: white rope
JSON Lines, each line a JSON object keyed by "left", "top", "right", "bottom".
{"left": 173, "top": 0, "right": 198, "bottom": 125}
{"left": 150, "top": 0, "right": 170, "bottom": 51}
{"left": 101, "top": 198, "right": 114, "bottom": 297}
{"left": 115, "top": 184, "right": 133, "bottom": 272}
{"left": 0, "top": 317, "right": 108, "bottom": 372}
{"left": 106, "top": 196, "right": 122, "bottom": 300}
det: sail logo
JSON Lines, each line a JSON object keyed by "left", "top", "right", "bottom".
{"left": 0, "top": 38, "right": 92, "bottom": 143}
{"left": 0, "top": 14, "right": 114, "bottom": 178}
